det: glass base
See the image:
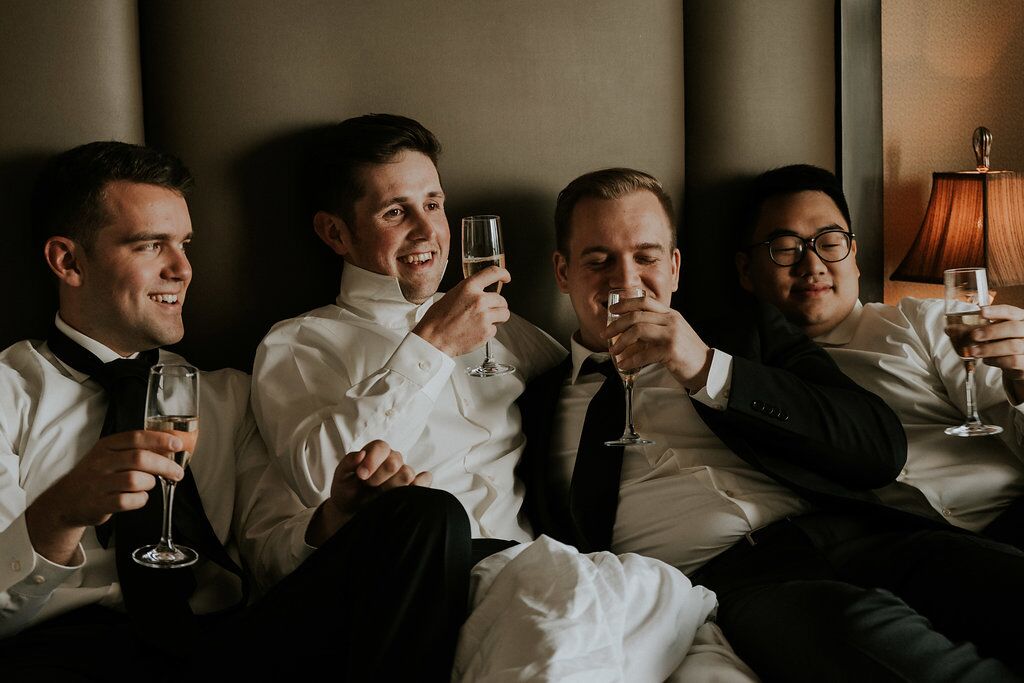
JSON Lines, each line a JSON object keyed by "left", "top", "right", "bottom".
{"left": 132, "top": 543, "right": 198, "bottom": 569}
{"left": 467, "top": 362, "right": 515, "bottom": 378}
{"left": 605, "top": 435, "right": 655, "bottom": 446}
{"left": 945, "top": 423, "right": 1004, "bottom": 437}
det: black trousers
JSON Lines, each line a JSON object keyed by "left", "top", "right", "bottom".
{"left": 694, "top": 511, "right": 1024, "bottom": 683}
{"left": 983, "top": 495, "right": 1024, "bottom": 551}
{"left": 1, "top": 486, "right": 473, "bottom": 683}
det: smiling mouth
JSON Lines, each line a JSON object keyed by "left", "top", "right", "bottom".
{"left": 149, "top": 294, "right": 180, "bottom": 305}
{"left": 793, "top": 284, "right": 833, "bottom": 297}
{"left": 399, "top": 251, "right": 434, "bottom": 265}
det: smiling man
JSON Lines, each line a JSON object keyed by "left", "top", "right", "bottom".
{"left": 736, "top": 164, "right": 1024, "bottom": 546}
{"left": 519, "top": 167, "right": 1024, "bottom": 682}
{"left": 0, "top": 141, "right": 474, "bottom": 681}
{"left": 251, "top": 114, "right": 565, "bottom": 548}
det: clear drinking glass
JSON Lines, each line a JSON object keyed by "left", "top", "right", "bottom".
{"left": 462, "top": 215, "right": 515, "bottom": 377}
{"left": 133, "top": 363, "right": 201, "bottom": 568}
{"left": 605, "top": 287, "right": 654, "bottom": 446}
{"left": 943, "top": 267, "right": 1003, "bottom": 437}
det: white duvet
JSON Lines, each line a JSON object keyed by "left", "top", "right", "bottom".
{"left": 453, "top": 536, "right": 759, "bottom": 683}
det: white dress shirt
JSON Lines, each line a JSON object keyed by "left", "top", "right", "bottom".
{"left": 816, "top": 298, "right": 1024, "bottom": 531}
{"left": 551, "top": 338, "right": 812, "bottom": 575}
{"left": 252, "top": 263, "right": 567, "bottom": 542}
{"left": 0, "top": 317, "right": 316, "bottom": 636}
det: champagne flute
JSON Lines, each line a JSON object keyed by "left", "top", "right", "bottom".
{"left": 944, "top": 267, "right": 1003, "bottom": 437}
{"left": 605, "top": 287, "right": 654, "bottom": 446}
{"left": 462, "top": 215, "right": 515, "bottom": 377}
{"left": 133, "top": 363, "right": 200, "bottom": 568}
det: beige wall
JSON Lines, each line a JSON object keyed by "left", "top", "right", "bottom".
{"left": 138, "top": 0, "right": 685, "bottom": 368}
{"left": 882, "top": 0, "right": 1024, "bottom": 306}
{"left": 0, "top": 0, "right": 143, "bottom": 349}
{"left": 683, "top": 0, "right": 836, "bottom": 317}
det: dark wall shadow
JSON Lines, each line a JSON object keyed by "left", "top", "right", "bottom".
{"left": 0, "top": 152, "right": 58, "bottom": 350}
{"left": 174, "top": 127, "right": 341, "bottom": 372}
{"left": 679, "top": 174, "right": 753, "bottom": 319}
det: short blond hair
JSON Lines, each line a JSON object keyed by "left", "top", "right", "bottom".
{"left": 554, "top": 167, "right": 676, "bottom": 256}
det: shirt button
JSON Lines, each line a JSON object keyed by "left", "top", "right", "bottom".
{"left": 941, "top": 508, "right": 952, "bottom": 517}
{"left": 901, "top": 467, "right": 909, "bottom": 477}
{"left": 31, "top": 575, "right": 45, "bottom": 585}
{"left": 384, "top": 409, "right": 395, "bottom": 417}
{"left": 418, "top": 360, "right": 430, "bottom": 371}
{"left": 723, "top": 489, "right": 735, "bottom": 498}
{"left": 10, "top": 560, "right": 21, "bottom": 572}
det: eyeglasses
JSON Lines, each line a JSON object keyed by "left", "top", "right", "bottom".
{"left": 744, "top": 229, "right": 855, "bottom": 267}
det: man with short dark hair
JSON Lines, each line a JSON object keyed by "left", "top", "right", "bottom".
{"left": 252, "top": 114, "right": 566, "bottom": 545}
{"left": 521, "top": 165, "right": 1024, "bottom": 682}
{"left": 0, "top": 140, "right": 473, "bottom": 681}
{"left": 736, "top": 164, "right": 1024, "bottom": 545}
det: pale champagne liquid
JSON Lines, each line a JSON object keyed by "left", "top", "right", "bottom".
{"left": 145, "top": 415, "right": 199, "bottom": 468}
{"left": 608, "top": 335, "right": 640, "bottom": 381}
{"left": 946, "top": 312, "right": 988, "bottom": 358}
{"left": 463, "top": 254, "right": 505, "bottom": 294}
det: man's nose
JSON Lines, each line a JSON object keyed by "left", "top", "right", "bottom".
{"left": 408, "top": 209, "right": 436, "bottom": 240}
{"left": 609, "top": 258, "right": 643, "bottom": 289}
{"left": 793, "top": 245, "right": 827, "bottom": 276}
{"left": 163, "top": 246, "right": 192, "bottom": 283}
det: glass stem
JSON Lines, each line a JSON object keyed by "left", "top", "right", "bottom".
{"left": 483, "top": 339, "right": 494, "bottom": 366}
{"left": 623, "top": 378, "right": 639, "bottom": 439}
{"left": 159, "top": 479, "right": 177, "bottom": 551}
{"left": 963, "top": 359, "right": 982, "bottom": 426}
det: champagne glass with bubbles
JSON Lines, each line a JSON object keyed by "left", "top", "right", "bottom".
{"left": 462, "top": 215, "right": 515, "bottom": 377}
{"left": 133, "top": 363, "right": 200, "bottom": 568}
{"left": 944, "top": 267, "right": 1003, "bottom": 437}
{"left": 605, "top": 287, "right": 654, "bottom": 446}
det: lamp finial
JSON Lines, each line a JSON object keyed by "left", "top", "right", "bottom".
{"left": 973, "top": 126, "right": 992, "bottom": 172}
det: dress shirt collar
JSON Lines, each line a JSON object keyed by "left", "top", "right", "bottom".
{"left": 335, "top": 262, "right": 439, "bottom": 330}
{"left": 569, "top": 333, "right": 612, "bottom": 384}
{"left": 52, "top": 314, "right": 140, "bottom": 383}
{"left": 813, "top": 300, "right": 864, "bottom": 347}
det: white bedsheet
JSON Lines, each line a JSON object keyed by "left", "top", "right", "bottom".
{"left": 453, "top": 536, "right": 759, "bottom": 683}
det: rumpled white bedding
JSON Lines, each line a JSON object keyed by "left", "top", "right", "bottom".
{"left": 453, "top": 535, "right": 759, "bottom": 683}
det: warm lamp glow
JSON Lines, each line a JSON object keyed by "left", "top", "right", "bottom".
{"left": 891, "top": 128, "right": 1024, "bottom": 288}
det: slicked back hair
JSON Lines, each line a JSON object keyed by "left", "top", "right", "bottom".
{"left": 310, "top": 113, "right": 441, "bottom": 226}
{"left": 554, "top": 167, "right": 676, "bottom": 257}
{"left": 31, "top": 140, "right": 193, "bottom": 251}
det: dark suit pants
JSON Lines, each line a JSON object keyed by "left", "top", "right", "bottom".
{"left": 694, "top": 512, "right": 1024, "bottom": 683}
{"left": 0, "top": 486, "right": 472, "bottom": 683}
{"left": 983, "top": 495, "right": 1024, "bottom": 552}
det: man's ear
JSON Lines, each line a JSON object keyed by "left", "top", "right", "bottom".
{"left": 44, "top": 237, "right": 83, "bottom": 287}
{"left": 671, "top": 247, "right": 681, "bottom": 293}
{"left": 553, "top": 250, "right": 570, "bottom": 293}
{"left": 313, "top": 211, "right": 352, "bottom": 257}
{"left": 735, "top": 251, "right": 754, "bottom": 293}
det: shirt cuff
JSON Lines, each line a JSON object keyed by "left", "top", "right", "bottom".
{"left": 688, "top": 349, "right": 733, "bottom": 411}
{"left": 1004, "top": 376, "right": 1024, "bottom": 408}
{"left": 386, "top": 332, "right": 456, "bottom": 401}
{"left": 0, "top": 513, "right": 84, "bottom": 596}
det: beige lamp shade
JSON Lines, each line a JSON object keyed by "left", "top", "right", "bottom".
{"left": 891, "top": 170, "right": 1024, "bottom": 287}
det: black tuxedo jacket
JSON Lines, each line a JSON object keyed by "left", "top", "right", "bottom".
{"left": 517, "top": 299, "right": 942, "bottom": 548}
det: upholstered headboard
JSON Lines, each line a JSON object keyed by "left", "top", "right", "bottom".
{"left": 1, "top": 0, "right": 877, "bottom": 371}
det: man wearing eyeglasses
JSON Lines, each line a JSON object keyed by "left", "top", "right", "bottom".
{"left": 736, "top": 164, "right": 1024, "bottom": 551}
{"left": 523, "top": 166, "right": 1024, "bottom": 682}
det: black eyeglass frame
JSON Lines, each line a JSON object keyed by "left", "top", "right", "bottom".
{"left": 743, "top": 229, "right": 856, "bottom": 267}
